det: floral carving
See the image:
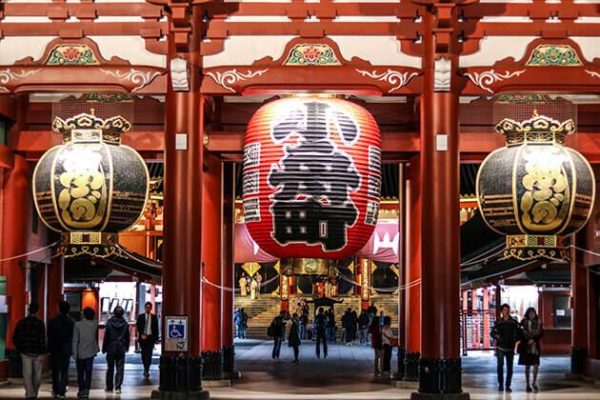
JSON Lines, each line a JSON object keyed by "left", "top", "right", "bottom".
{"left": 0, "top": 68, "right": 41, "bottom": 92}
{"left": 355, "top": 69, "right": 419, "bottom": 93}
{"left": 99, "top": 69, "right": 161, "bottom": 92}
{"left": 464, "top": 69, "right": 526, "bottom": 94}
{"left": 526, "top": 45, "right": 582, "bottom": 67}
{"left": 206, "top": 69, "right": 269, "bottom": 93}
{"left": 283, "top": 44, "right": 341, "bottom": 66}
{"left": 47, "top": 45, "right": 100, "bottom": 65}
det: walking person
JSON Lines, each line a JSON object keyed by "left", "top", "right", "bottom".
{"left": 13, "top": 303, "right": 46, "bottom": 400}
{"left": 72, "top": 307, "right": 99, "bottom": 399}
{"left": 136, "top": 301, "right": 159, "bottom": 378}
{"left": 47, "top": 301, "right": 75, "bottom": 399}
{"left": 369, "top": 317, "right": 383, "bottom": 375}
{"left": 358, "top": 309, "right": 370, "bottom": 345}
{"left": 342, "top": 307, "right": 358, "bottom": 345}
{"left": 250, "top": 277, "right": 258, "bottom": 300}
{"left": 268, "top": 311, "right": 285, "bottom": 360}
{"left": 239, "top": 308, "right": 248, "bottom": 339}
{"left": 491, "top": 303, "right": 522, "bottom": 392}
{"left": 519, "top": 307, "right": 543, "bottom": 393}
{"left": 288, "top": 313, "right": 301, "bottom": 363}
{"left": 102, "top": 306, "right": 130, "bottom": 394}
{"left": 381, "top": 316, "right": 397, "bottom": 378}
{"left": 314, "top": 307, "right": 328, "bottom": 359}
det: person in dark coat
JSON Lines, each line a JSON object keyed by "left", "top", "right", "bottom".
{"left": 269, "top": 311, "right": 286, "bottom": 360}
{"left": 358, "top": 310, "right": 370, "bottom": 345}
{"left": 288, "top": 313, "right": 301, "bottom": 363}
{"left": 518, "top": 307, "right": 543, "bottom": 393}
{"left": 369, "top": 317, "right": 383, "bottom": 375}
{"left": 13, "top": 302, "right": 46, "bottom": 400}
{"left": 314, "top": 307, "right": 328, "bottom": 358}
{"left": 47, "top": 301, "right": 75, "bottom": 398}
{"left": 135, "top": 301, "right": 159, "bottom": 378}
{"left": 102, "top": 306, "right": 130, "bottom": 394}
{"left": 342, "top": 307, "right": 358, "bottom": 344}
{"left": 491, "top": 303, "right": 522, "bottom": 392}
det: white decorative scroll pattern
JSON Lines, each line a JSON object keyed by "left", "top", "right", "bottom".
{"left": 463, "top": 69, "right": 526, "bottom": 94}
{"left": 0, "top": 68, "right": 41, "bottom": 93}
{"left": 100, "top": 68, "right": 162, "bottom": 92}
{"left": 206, "top": 69, "right": 269, "bottom": 93}
{"left": 355, "top": 69, "right": 419, "bottom": 93}
{"left": 586, "top": 70, "right": 600, "bottom": 80}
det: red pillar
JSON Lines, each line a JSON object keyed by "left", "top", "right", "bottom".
{"left": 413, "top": 6, "right": 466, "bottom": 398}
{"left": 201, "top": 152, "right": 223, "bottom": 380}
{"left": 46, "top": 255, "right": 64, "bottom": 319}
{"left": 158, "top": 4, "right": 207, "bottom": 394}
{"left": 571, "top": 230, "right": 589, "bottom": 374}
{"left": 1, "top": 155, "right": 29, "bottom": 350}
{"left": 221, "top": 163, "right": 235, "bottom": 376}
{"left": 404, "top": 156, "right": 421, "bottom": 381}
{"left": 482, "top": 288, "right": 491, "bottom": 349}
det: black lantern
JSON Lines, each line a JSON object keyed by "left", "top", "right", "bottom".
{"left": 476, "top": 114, "right": 595, "bottom": 261}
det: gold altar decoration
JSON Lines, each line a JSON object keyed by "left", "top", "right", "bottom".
{"left": 33, "top": 112, "right": 149, "bottom": 257}
{"left": 280, "top": 258, "right": 336, "bottom": 278}
{"left": 476, "top": 114, "right": 595, "bottom": 261}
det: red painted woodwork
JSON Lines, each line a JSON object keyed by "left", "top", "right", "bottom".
{"left": 46, "top": 256, "right": 64, "bottom": 320}
{"left": 0, "top": 145, "right": 15, "bottom": 170}
{"left": 161, "top": 34, "right": 203, "bottom": 358}
{"left": 221, "top": 163, "right": 235, "bottom": 350}
{"left": 405, "top": 156, "right": 421, "bottom": 354}
{"left": 0, "top": 155, "right": 30, "bottom": 349}
{"left": 243, "top": 97, "right": 381, "bottom": 260}
{"left": 538, "top": 289, "right": 572, "bottom": 355}
{"left": 419, "top": 9, "right": 461, "bottom": 361}
{"left": 202, "top": 152, "right": 223, "bottom": 352}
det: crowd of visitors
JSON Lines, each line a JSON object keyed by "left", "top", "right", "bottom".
{"left": 12, "top": 300, "right": 159, "bottom": 399}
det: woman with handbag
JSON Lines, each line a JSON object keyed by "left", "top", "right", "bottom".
{"left": 518, "top": 307, "right": 543, "bottom": 393}
{"left": 381, "top": 316, "right": 397, "bottom": 378}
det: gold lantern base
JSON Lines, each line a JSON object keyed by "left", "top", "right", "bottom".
{"left": 280, "top": 258, "right": 337, "bottom": 277}
{"left": 501, "top": 234, "right": 569, "bottom": 262}
{"left": 61, "top": 232, "right": 121, "bottom": 258}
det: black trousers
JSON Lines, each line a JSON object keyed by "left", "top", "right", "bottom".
{"left": 76, "top": 357, "right": 94, "bottom": 396}
{"left": 315, "top": 332, "right": 328, "bottom": 358}
{"left": 139, "top": 339, "right": 154, "bottom": 373}
{"left": 292, "top": 345, "right": 299, "bottom": 361}
{"left": 51, "top": 353, "right": 70, "bottom": 396}
{"left": 497, "top": 349, "right": 514, "bottom": 387}
{"left": 383, "top": 344, "right": 392, "bottom": 373}
{"left": 106, "top": 353, "right": 125, "bottom": 390}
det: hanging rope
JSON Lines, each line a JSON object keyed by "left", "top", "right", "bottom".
{"left": 0, "top": 241, "right": 60, "bottom": 264}
{"left": 461, "top": 242, "right": 505, "bottom": 267}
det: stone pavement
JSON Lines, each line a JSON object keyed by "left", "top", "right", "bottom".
{"left": 0, "top": 339, "right": 598, "bottom": 399}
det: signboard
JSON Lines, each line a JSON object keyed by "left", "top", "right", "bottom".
{"left": 164, "top": 315, "right": 188, "bottom": 352}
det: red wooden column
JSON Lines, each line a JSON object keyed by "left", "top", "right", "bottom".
{"left": 201, "top": 153, "right": 223, "bottom": 381}
{"left": 156, "top": 2, "right": 208, "bottom": 397}
{"left": 46, "top": 255, "right": 64, "bottom": 319}
{"left": 571, "top": 230, "right": 589, "bottom": 375}
{"left": 221, "top": 163, "right": 235, "bottom": 377}
{"left": 412, "top": 3, "right": 467, "bottom": 398}
{"left": 1, "top": 154, "right": 29, "bottom": 350}
{"left": 404, "top": 156, "right": 421, "bottom": 381}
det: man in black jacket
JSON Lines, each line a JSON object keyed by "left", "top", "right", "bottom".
{"left": 135, "top": 301, "right": 159, "bottom": 377}
{"left": 13, "top": 302, "right": 46, "bottom": 400}
{"left": 102, "top": 306, "right": 130, "bottom": 394}
{"left": 491, "top": 303, "right": 522, "bottom": 392}
{"left": 47, "top": 301, "right": 74, "bottom": 398}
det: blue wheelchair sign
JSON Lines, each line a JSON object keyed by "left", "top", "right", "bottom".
{"left": 165, "top": 316, "right": 188, "bottom": 351}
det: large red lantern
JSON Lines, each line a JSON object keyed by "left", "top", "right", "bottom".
{"left": 242, "top": 97, "right": 382, "bottom": 261}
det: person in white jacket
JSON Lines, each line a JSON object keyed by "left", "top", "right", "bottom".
{"left": 72, "top": 307, "right": 99, "bottom": 399}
